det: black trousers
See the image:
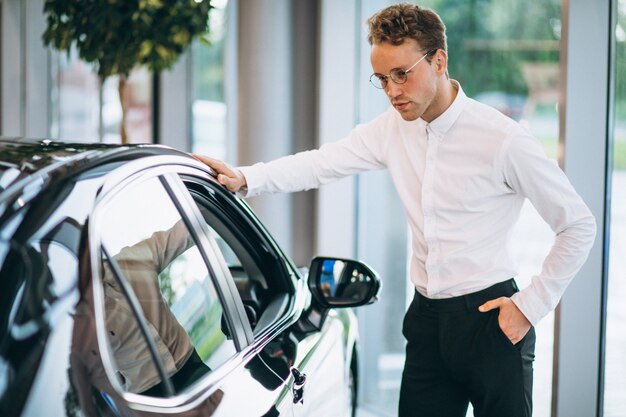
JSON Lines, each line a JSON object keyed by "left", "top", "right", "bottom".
{"left": 399, "top": 279, "right": 535, "bottom": 417}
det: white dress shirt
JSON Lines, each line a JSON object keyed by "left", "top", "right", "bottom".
{"left": 240, "top": 81, "right": 596, "bottom": 326}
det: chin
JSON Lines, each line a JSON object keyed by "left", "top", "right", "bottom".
{"left": 399, "top": 111, "right": 420, "bottom": 121}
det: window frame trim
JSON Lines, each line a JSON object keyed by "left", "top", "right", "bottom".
{"left": 179, "top": 173, "right": 304, "bottom": 338}
{"left": 88, "top": 161, "right": 249, "bottom": 411}
{"left": 174, "top": 170, "right": 314, "bottom": 347}
{"left": 160, "top": 172, "right": 252, "bottom": 345}
{"left": 86, "top": 154, "right": 312, "bottom": 412}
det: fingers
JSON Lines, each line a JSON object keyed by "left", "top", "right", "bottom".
{"left": 479, "top": 297, "right": 532, "bottom": 344}
{"left": 191, "top": 154, "right": 246, "bottom": 193}
{"left": 216, "top": 173, "right": 239, "bottom": 191}
{"left": 191, "top": 153, "right": 232, "bottom": 175}
{"left": 503, "top": 321, "right": 530, "bottom": 345}
{"left": 190, "top": 153, "right": 213, "bottom": 166}
{"left": 508, "top": 333, "right": 523, "bottom": 345}
{"left": 478, "top": 297, "right": 504, "bottom": 312}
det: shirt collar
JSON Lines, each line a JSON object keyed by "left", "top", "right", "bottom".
{"left": 426, "top": 80, "right": 467, "bottom": 137}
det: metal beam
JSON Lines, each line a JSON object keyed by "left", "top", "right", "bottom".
{"left": 553, "top": 0, "right": 611, "bottom": 416}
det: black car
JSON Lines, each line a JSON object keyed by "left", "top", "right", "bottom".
{"left": 0, "top": 138, "right": 381, "bottom": 417}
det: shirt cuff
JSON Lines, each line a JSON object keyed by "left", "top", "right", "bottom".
{"left": 510, "top": 287, "right": 549, "bottom": 327}
{"left": 238, "top": 163, "right": 267, "bottom": 197}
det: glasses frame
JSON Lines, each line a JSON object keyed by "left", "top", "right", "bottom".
{"left": 369, "top": 49, "right": 438, "bottom": 90}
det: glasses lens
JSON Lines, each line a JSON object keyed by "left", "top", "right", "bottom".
{"left": 390, "top": 69, "right": 407, "bottom": 84}
{"left": 369, "top": 74, "right": 386, "bottom": 89}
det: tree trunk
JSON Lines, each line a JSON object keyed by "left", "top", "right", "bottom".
{"left": 118, "top": 75, "right": 128, "bottom": 144}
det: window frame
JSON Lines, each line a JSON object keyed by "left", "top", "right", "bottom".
{"left": 162, "top": 173, "right": 252, "bottom": 345}
{"left": 89, "top": 163, "right": 251, "bottom": 410}
{"left": 179, "top": 173, "right": 302, "bottom": 338}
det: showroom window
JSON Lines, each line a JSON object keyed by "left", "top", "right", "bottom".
{"left": 604, "top": 0, "right": 626, "bottom": 415}
{"left": 356, "top": 1, "right": 560, "bottom": 416}
{"left": 46, "top": 3, "right": 233, "bottom": 146}
{"left": 422, "top": 1, "right": 563, "bottom": 416}
{"left": 49, "top": 48, "right": 100, "bottom": 142}
{"left": 191, "top": 0, "right": 230, "bottom": 159}
{"left": 49, "top": 47, "right": 154, "bottom": 144}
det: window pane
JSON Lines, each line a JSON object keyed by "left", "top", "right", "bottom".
{"left": 50, "top": 49, "right": 153, "bottom": 144}
{"left": 604, "top": 0, "right": 626, "bottom": 414}
{"left": 188, "top": 191, "right": 271, "bottom": 331}
{"left": 102, "top": 70, "right": 154, "bottom": 144}
{"left": 357, "top": 1, "right": 560, "bottom": 416}
{"left": 50, "top": 48, "right": 100, "bottom": 142}
{"left": 425, "top": 2, "right": 560, "bottom": 415}
{"left": 191, "top": 1, "right": 229, "bottom": 158}
{"left": 98, "top": 176, "right": 236, "bottom": 396}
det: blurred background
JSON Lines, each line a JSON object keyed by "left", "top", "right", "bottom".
{"left": 0, "top": 1, "right": 623, "bottom": 416}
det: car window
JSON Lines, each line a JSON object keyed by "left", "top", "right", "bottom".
{"left": 205, "top": 223, "right": 266, "bottom": 330}
{"left": 183, "top": 179, "right": 294, "bottom": 336}
{"left": 96, "top": 175, "right": 237, "bottom": 397}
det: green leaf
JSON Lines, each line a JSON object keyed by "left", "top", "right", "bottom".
{"left": 42, "top": 0, "right": 213, "bottom": 82}
{"left": 173, "top": 30, "right": 190, "bottom": 46}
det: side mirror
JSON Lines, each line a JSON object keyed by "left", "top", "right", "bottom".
{"left": 308, "top": 256, "right": 381, "bottom": 308}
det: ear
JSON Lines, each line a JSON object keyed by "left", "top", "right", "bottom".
{"left": 432, "top": 49, "right": 448, "bottom": 76}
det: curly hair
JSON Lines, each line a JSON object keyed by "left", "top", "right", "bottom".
{"left": 367, "top": 2, "right": 447, "bottom": 56}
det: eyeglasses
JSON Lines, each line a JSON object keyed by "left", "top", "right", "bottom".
{"left": 369, "top": 50, "right": 437, "bottom": 89}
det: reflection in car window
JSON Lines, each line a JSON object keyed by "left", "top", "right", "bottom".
{"left": 187, "top": 193, "right": 269, "bottom": 331}
{"left": 97, "top": 176, "right": 236, "bottom": 396}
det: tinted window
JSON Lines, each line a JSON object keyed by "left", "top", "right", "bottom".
{"left": 184, "top": 180, "right": 294, "bottom": 333}
{"left": 97, "top": 175, "right": 236, "bottom": 396}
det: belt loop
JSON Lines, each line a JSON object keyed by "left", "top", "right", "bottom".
{"left": 414, "top": 290, "right": 421, "bottom": 311}
{"left": 463, "top": 294, "right": 472, "bottom": 312}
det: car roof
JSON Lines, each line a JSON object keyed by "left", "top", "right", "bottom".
{"left": 0, "top": 137, "right": 204, "bottom": 222}
{"left": 0, "top": 136, "right": 194, "bottom": 192}
{"left": 0, "top": 137, "right": 191, "bottom": 182}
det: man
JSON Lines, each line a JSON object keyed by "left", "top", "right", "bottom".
{"left": 194, "top": 3, "right": 596, "bottom": 416}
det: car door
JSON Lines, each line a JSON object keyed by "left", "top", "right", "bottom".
{"left": 289, "top": 313, "right": 353, "bottom": 417}
{"left": 178, "top": 170, "right": 303, "bottom": 416}
{"left": 88, "top": 160, "right": 300, "bottom": 416}
{"left": 179, "top": 169, "right": 354, "bottom": 417}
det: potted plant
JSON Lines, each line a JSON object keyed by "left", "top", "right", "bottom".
{"left": 42, "top": 0, "right": 213, "bottom": 144}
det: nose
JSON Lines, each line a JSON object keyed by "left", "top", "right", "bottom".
{"left": 385, "top": 82, "right": 402, "bottom": 99}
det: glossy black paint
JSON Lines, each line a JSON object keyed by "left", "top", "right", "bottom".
{"left": 0, "top": 139, "right": 380, "bottom": 417}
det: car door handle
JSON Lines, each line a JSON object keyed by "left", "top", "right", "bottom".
{"left": 291, "top": 367, "right": 307, "bottom": 404}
